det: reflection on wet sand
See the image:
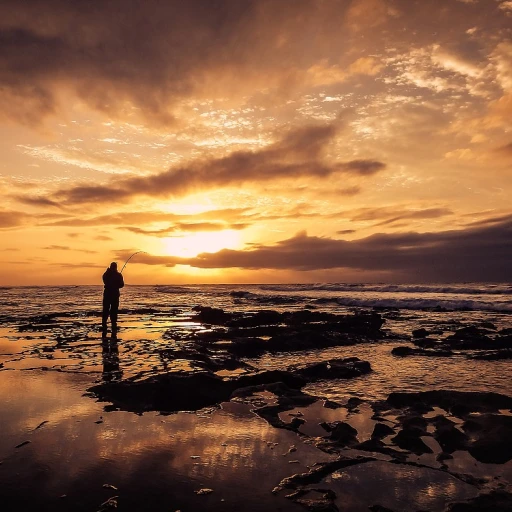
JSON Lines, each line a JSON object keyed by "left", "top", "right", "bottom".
{"left": 102, "top": 335, "right": 122, "bottom": 382}
{"left": 0, "top": 372, "right": 325, "bottom": 511}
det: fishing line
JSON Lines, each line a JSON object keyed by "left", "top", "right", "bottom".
{"left": 120, "top": 251, "right": 146, "bottom": 273}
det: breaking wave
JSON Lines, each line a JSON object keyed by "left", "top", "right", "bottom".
{"left": 329, "top": 297, "right": 512, "bottom": 312}
{"left": 259, "top": 283, "right": 512, "bottom": 296}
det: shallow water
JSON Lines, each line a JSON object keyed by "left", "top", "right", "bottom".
{"left": 0, "top": 371, "right": 333, "bottom": 512}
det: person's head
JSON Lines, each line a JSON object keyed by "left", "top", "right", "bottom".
{"left": 109, "top": 262, "right": 118, "bottom": 270}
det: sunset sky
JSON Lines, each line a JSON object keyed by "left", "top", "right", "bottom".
{"left": 1, "top": 0, "right": 511, "bottom": 285}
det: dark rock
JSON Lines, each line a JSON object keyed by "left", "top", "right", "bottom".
{"left": 347, "top": 397, "right": 364, "bottom": 411}
{"left": 293, "top": 358, "right": 372, "bottom": 382}
{"left": 369, "top": 505, "right": 395, "bottom": 512}
{"left": 371, "top": 422, "right": 395, "bottom": 439}
{"left": 386, "top": 390, "right": 512, "bottom": 415}
{"left": 446, "top": 490, "right": 512, "bottom": 511}
{"left": 289, "top": 417, "right": 306, "bottom": 429}
{"left": 327, "top": 422, "right": 359, "bottom": 446}
{"left": 90, "top": 371, "right": 232, "bottom": 414}
{"left": 227, "top": 310, "right": 283, "bottom": 328}
{"left": 411, "top": 338, "right": 442, "bottom": 349}
{"left": 468, "top": 350, "right": 512, "bottom": 361}
{"left": 392, "top": 346, "right": 453, "bottom": 357}
{"left": 391, "top": 428, "right": 432, "bottom": 455}
{"left": 294, "top": 497, "right": 339, "bottom": 512}
{"left": 284, "top": 310, "right": 338, "bottom": 325}
{"left": 431, "top": 415, "right": 468, "bottom": 453}
{"left": 227, "top": 337, "right": 268, "bottom": 357}
{"left": 355, "top": 439, "right": 407, "bottom": 460}
{"left": 274, "top": 456, "right": 376, "bottom": 492}
{"left": 412, "top": 328, "right": 429, "bottom": 338}
{"left": 323, "top": 399, "right": 342, "bottom": 409}
{"left": 400, "top": 415, "right": 428, "bottom": 432}
{"left": 192, "top": 306, "right": 233, "bottom": 325}
{"left": 443, "top": 325, "right": 507, "bottom": 350}
{"left": 452, "top": 326, "right": 485, "bottom": 338}
{"left": 462, "top": 414, "right": 512, "bottom": 463}
{"left": 436, "top": 452, "right": 453, "bottom": 462}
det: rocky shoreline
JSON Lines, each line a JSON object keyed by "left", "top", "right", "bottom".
{"left": 0, "top": 304, "right": 511, "bottom": 511}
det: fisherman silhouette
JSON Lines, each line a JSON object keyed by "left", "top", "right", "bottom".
{"left": 102, "top": 262, "right": 124, "bottom": 335}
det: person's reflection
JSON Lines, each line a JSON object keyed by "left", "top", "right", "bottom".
{"left": 102, "top": 334, "right": 122, "bottom": 382}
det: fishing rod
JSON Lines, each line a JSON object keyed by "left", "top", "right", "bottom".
{"left": 120, "top": 251, "right": 146, "bottom": 273}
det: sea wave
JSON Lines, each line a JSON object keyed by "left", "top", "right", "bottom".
{"left": 324, "top": 297, "right": 512, "bottom": 312}
{"left": 259, "top": 283, "right": 512, "bottom": 295}
{"left": 154, "top": 285, "right": 197, "bottom": 294}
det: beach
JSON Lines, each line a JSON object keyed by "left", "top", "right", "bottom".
{"left": 0, "top": 284, "right": 511, "bottom": 511}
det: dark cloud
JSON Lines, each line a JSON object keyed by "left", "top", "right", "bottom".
{"left": 372, "top": 207, "right": 453, "bottom": 226}
{"left": 347, "top": 206, "right": 453, "bottom": 224}
{"left": 495, "top": 142, "right": 512, "bottom": 155}
{"left": 0, "top": 210, "right": 29, "bottom": 228}
{"left": 40, "top": 208, "right": 252, "bottom": 227}
{"left": 121, "top": 222, "right": 248, "bottom": 237}
{"left": 14, "top": 195, "right": 62, "bottom": 208}
{"left": 50, "top": 262, "right": 104, "bottom": 269}
{"left": 95, "top": 235, "right": 113, "bottom": 241}
{"left": 45, "top": 123, "right": 385, "bottom": 205}
{"left": 43, "top": 245, "right": 71, "bottom": 250}
{"left": 130, "top": 215, "right": 511, "bottom": 282}
{"left": 0, "top": 0, "right": 350, "bottom": 126}
{"left": 336, "top": 229, "right": 356, "bottom": 235}
{"left": 2, "top": 0, "right": 503, "bottom": 127}
{"left": 465, "top": 213, "right": 512, "bottom": 227}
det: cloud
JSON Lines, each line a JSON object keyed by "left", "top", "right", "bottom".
{"left": 342, "top": 205, "right": 453, "bottom": 224}
{"left": 121, "top": 221, "right": 249, "bottom": 237}
{"left": 14, "top": 195, "right": 62, "bottom": 208}
{"left": 3, "top": 0, "right": 499, "bottom": 130}
{"left": 170, "top": 215, "right": 512, "bottom": 281}
{"left": 40, "top": 208, "right": 252, "bottom": 227}
{"left": 0, "top": 0, "right": 376, "bottom": 127}
{"left": 0, "top": 210, "right": 30, "bottom": 228}
{"left": 371, "top": 207, "right": 453, "bottom": 226}
{"left": 495, "top": 142, "right": 512, "bottom": 155}
{"left": 43, "top": 122, "right": 385, "bottom": 205}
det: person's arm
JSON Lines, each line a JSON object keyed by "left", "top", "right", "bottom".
{"left": 118, "top": 273, "right": 125, "bottom": 289}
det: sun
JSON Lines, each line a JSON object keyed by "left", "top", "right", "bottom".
{"left": 163, "top": 229, "right": 241, "bottom": 258}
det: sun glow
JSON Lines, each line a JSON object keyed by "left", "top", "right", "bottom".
{"left": 163, "top": 230, "right": 241, "bottom": 257}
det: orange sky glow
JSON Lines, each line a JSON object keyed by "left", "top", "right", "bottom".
{"left": 1, "top": 0, "right": 511, "bottom": 285}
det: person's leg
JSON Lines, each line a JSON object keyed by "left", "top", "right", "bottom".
{"left": 102, "top": 294, "right": 110, "bottom": 331}
{"left": 110, "top": 295, "right": 120, "bottom": 331}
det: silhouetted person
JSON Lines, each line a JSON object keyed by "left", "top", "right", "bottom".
{"left": 102, "top": 262, "right": 124, "bottom": 334}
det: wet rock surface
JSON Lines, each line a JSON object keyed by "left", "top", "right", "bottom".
{"left": 90, "top": 357, "right": 372, "bottom": 414}
{"left": 392, "top": 325, "right": 512, "bottom": 361}
{"left": 233, "top": 386, "right": 512, "bottom": 511}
